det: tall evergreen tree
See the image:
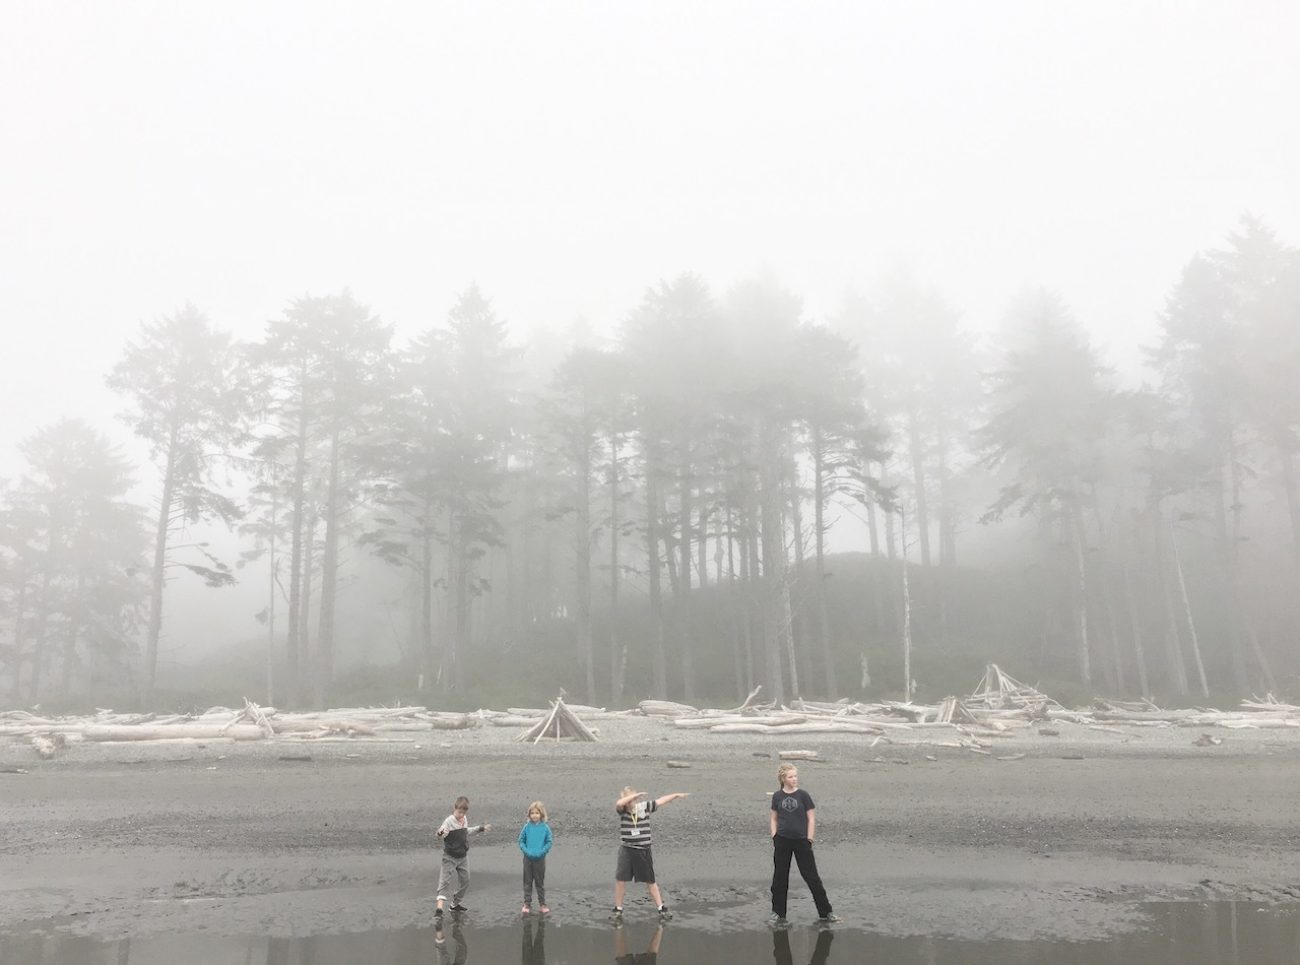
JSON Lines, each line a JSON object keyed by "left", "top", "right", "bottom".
{"left": 107, "top": 305, "right": 244, "bottom": 704}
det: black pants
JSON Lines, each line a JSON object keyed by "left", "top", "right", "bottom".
{"left": 770, "top": 836, "right": 832, "bottom": 918}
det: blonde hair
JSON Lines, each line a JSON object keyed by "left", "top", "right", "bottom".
{"left": 777, "top": 763, "right": 797, "bottom": 788}
{"left": 527, "top": 800, "right": 548, "bottom": 822}
{"left": 621, "top": 785, "right": 637, "bottom": 798}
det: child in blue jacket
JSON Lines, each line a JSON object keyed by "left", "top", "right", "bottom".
{"left": 518, "top": 800, "right": 554, "bottom": 915}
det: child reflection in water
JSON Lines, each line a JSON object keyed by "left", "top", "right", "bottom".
{"left": 772, "top": 928, "right": 834, "bottom": 965}
{"left": 521, "top": 916, "right": 546, "bottom": 965}
{"left": 434, "top": 919, "right": 468, "bottom": 965}
{"left": 613, "top": 923, "right": 664, "bottom": 964}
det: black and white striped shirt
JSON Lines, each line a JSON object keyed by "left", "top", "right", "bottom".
{"left": 618, "top": 798, "right": 657, "bottom": 849}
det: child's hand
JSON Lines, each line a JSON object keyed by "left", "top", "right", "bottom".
{"left": 481, "top": 823, "right": 492, "bottom": 832}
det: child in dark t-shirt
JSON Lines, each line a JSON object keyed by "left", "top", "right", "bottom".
{"left": 769, "top": 764, "right": 838, "bottom": 925}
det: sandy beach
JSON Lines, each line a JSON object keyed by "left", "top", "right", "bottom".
{"left": 3, "top": 715, "right": 1299, "bottom": 945}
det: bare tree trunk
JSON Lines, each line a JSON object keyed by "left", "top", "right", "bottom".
{"left": 812, "top": 430, "right": 836, "bottom": 698}
{"left": 143, "top": 432, "right": 177, "bottom": 705}
{"left": 724, "top": 505, "right": 745, "bottom": 701}
{"left": 1086, "top": 490, "right": 1127, "bottom": 693}
{"left": 576, "top": 438, "right": 595, "bottom": 704}
{"left": 608, "top": 436, "right": 625, "bottom": 703}
{"left": 300, "top": 502, "right": 317, "bottom": 699}
{"left": 60, "top": 574, "right": 84, "bottom": 695}
{"left": 1068, "top": 502, "right": 1092, "bottom": 687}
{"left": 1152, "top": 502, "right": 1190, "bottom": 697}
{"left": 266, "top": 480, "right": 278, "bottom": 707}
{"left": 697, "top": 503, "right": 710, "bottom": 591}
{"left": 1169, "top": 520, "right": 1210, "bottom": 698}
{"left": 899, "top": 505, "right": 913, "bottom": 700}
{"left": 1118, "top": 547, "right": 1150, "bottom": 697}
{"left": 759, "top": 426, "right": 788, "bottom": 706}
{"left": 738, "top": 500, "right": 758, "bottom": 693}
{"left": 906, "top": 412, "right": 932, "bottom": 566}
{"left": 676, "top": 464, "right": 696, "bottom": 703}
{"left": 418, "top": 498, "right": 436, "bottom": 690}
{"left": 788, "top": 474, "right": 813, "bottom": 697}
{"left": 644, "top": 447, "right": 669, "bottom": 699}
{"left": 935, "top": 421, "right": 954, "bottom": 650}
{"left": 315, "top": 425, "right": 341, "bottom": 708}
{"left": 286, "top": 394, "right": 308, "bottom": 708}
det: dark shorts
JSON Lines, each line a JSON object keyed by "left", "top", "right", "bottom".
{"left": 615, "top": 845, "right": 656, "bottom": 883}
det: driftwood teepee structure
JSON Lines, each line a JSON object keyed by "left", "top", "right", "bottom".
{"left": 968, "top": 664, "right": 1062, "bottom": 712}
{"left": 516, "top": 697, "right": 599, "bottom": 744}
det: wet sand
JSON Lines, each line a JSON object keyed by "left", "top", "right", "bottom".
{"left": 3, "top": 716, "right": 1299, "bottom": 944}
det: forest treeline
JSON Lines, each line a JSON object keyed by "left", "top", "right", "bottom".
{"left": 4, "top": 217, "right": 1300, "bottom": 711}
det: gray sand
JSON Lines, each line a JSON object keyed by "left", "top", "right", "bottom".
{"left": 3, "top": 716, "right": 1298, "bottom": 943}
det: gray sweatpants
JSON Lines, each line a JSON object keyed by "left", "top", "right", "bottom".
{"left": 523, "top": 855, "right": 547, "bottom": 905}
{"left": 438, "top": 853, "right": 471, "bottom": 905}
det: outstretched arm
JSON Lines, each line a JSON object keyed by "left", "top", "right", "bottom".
{"left": 616, "top": 790, "right": 645, "bottom": 811}
{"left": 654, "top": 792, "right": 689, "bottom": 807}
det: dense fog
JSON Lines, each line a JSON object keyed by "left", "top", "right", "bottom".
{"left": 3, "top": 3, "right": 1299, "bottom": 711}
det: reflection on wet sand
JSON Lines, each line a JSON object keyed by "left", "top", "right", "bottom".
{"left": 520, "top": 917, "right": 545, "bottom": 965}
{"left": 772, "top": 927, "right": 833, "bottom": 965}
{"left": 613, "top": 922, "right": 663, "bottom": 963}
{"left": 3, "top": 901, "right": 1300, "bottom": 964}
{"left": 435, "top": 920, "right": 467, "bottom": 965}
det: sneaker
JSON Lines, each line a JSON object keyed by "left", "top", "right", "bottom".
{"left": 819, "top": 912, "right": 842, "bottom": 923}
{"left": 539, "top": 905, "right": 550, "bottom": 915}
{"left": 434, "top": 908, "right": 444, "bottom": 921}
{"left": 450, "top": 903, "right": 468, "bottom": 912}
{"left": 657, "top": 904, "right": 673, "bottom": 920}
{"left": 521, "top": 905, "right": 531, "bottom": 915}
{"left": 767, "top": 912, "right": 789, "bottom": 926}
{"left": 610, "top": 906, "right": 624, "bottom": 922}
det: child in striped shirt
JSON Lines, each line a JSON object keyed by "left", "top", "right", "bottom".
{"left": 612, "top": 785, "right": 688, "bottom": 922}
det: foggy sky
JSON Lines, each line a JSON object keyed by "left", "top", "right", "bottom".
{"left": 3, "top": 0, "right": 1299, "bottom": 474}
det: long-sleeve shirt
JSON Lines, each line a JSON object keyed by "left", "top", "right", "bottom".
{"left": 437, "top": 813, "right": 486, "bottom": 858}
{"left": 518, "top": 820, "right": 553, "bottom": 860}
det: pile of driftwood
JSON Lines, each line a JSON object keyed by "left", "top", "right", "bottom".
{"left": 0, "top": 701, "right": 479, "bottom": 757}
{"left": 635, "top": 665, "right": 1300, "bottom": 749}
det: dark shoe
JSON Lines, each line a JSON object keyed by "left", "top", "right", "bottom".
{"left": 610, "top": 906, "right": 624, "bottom": 923}
{"left": 434, "top": 908, "right": 444, "bottom": 920}
{"left": 657, "top": 904, "right": 673, "bottom": 920}
{"left": 819, "top": 912, "right": 842, "bottom": 923}
{"left": 450, "top": 903, "right": 468, "bottom": 912}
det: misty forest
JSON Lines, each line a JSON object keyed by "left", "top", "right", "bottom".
{"left": 4, "top": 216, "right": 1300, "bottom": 713}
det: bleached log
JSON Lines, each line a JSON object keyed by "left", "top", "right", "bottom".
{"left": 490, "top": 715, "right": 541, "bottom": 727}
{"left": 675, "top": 714, "right": 809, "bottom": 729}
{"left": 709, "top": 722, "right": 883, "bottom": 735}
{"left": 778, "top": 750, "right": 821, "bottom": 761}
{"left": 91, "top": 737, "right": 236, "bottom": 746}
{"left": 84, "top": 724, "right": 269, "bottom": 741}
{"left": 639, "top": 700, "right": 700, "bottom": 717}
